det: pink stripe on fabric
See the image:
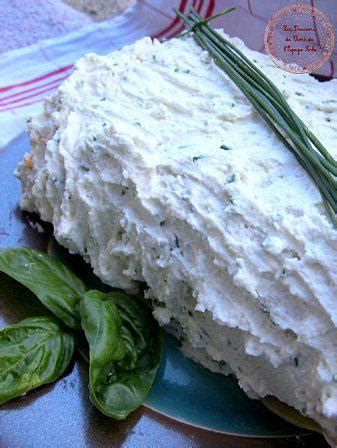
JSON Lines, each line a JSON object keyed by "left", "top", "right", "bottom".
{"left": 205, "top": 0, "right": 215, "bottom": 18}
{"left": 0, "top": 84, "right": 59, "bottom": 108}
{"left": 0, "top": 75, "right": 68, "bottom": 103}
{"left": 0, "top": 97, "right": 45, "bottom": 113}
{"left": 196, "top": 0, "right": 202, "bottom": 13}
{"left": 153, "top": 0, "right": 188, "bottom": 39}
{"left": 164, "top": 0, "right": 200, "bottom": 39}
{"left": 165, "top": 0, "right": 203, "bottom": 39}
{"left": 0, "top": 65, "right": 73, "bottom": 94}
{"left": 165, "top": 0, "right": 212, "bottom": 39}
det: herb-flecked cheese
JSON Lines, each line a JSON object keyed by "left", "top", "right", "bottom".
{"left": 16, "top": 35, "right": 337, "bottom": 443}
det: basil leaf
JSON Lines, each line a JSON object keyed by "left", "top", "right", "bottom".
{"left": 80, "top": 290, "right": 163, "bottom": 420}
{"left": 0, "top": 248, "right": 86, "bottom": 329}
{"left": 0, "top": 316, "right": 75, "bottom": 404}
{"left": 107, "top": 291, "right": 163, "bottom": 373}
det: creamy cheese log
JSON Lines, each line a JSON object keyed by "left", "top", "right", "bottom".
{"left": 16, "top": 35, "right": 337, "bottom": 442}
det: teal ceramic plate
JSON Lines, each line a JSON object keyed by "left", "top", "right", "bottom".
{"left": 147, "top": 335, "right": 303, "bottom": 436}
{"left": 0, "top": 133, "right": 328, "bottom": 448}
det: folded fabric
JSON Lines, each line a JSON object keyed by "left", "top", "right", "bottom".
{"left": 0, "top": 0, "right": 92, "bottom": 53}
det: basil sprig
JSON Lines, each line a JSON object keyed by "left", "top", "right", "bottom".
{"left": 0, "top": 248, "right": 86, "bottom": 330}
{"left": 0, "top": 316, "right": 75, "bottom": 404}
{"left": 81, "top": 291, "right": 163, "bottom": 419}
{"left": 0, "top": 248, "right": 163, "bottom": 419}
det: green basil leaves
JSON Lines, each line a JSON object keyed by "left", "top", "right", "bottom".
{"left": 0, "top": 248, "right": 86, "bottom": 330}
{"left": 0, "top": 248, "right": 163, "bottom": 419}
{"left": 80, "top": 291, "right": 163, "bottom": 419}
{"left": 0, "top": 316, "right": 75, "bottom": 404}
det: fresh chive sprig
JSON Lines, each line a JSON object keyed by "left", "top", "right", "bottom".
{"left": 174, "top": 7, "right": 336, "bottom": 226}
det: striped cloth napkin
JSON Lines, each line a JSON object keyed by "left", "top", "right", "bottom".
{"left": 0, "top": 0, "right": 336, "bottom": 148}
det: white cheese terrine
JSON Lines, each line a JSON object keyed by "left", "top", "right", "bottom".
{"left": 16, "top": 35, "right": 337, "bottom": 443}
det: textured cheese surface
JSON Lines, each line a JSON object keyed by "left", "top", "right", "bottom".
{"left": 16, "top": 35, "right": 337, "bottom": 442}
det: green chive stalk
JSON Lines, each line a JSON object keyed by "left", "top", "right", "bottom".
{"left": 174, "top": 7, "right": 336, "bottom": 226}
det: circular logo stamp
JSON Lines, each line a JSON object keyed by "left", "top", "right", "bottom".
{"left": 264, "top": 4, "right": 334, "bottom": 74}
